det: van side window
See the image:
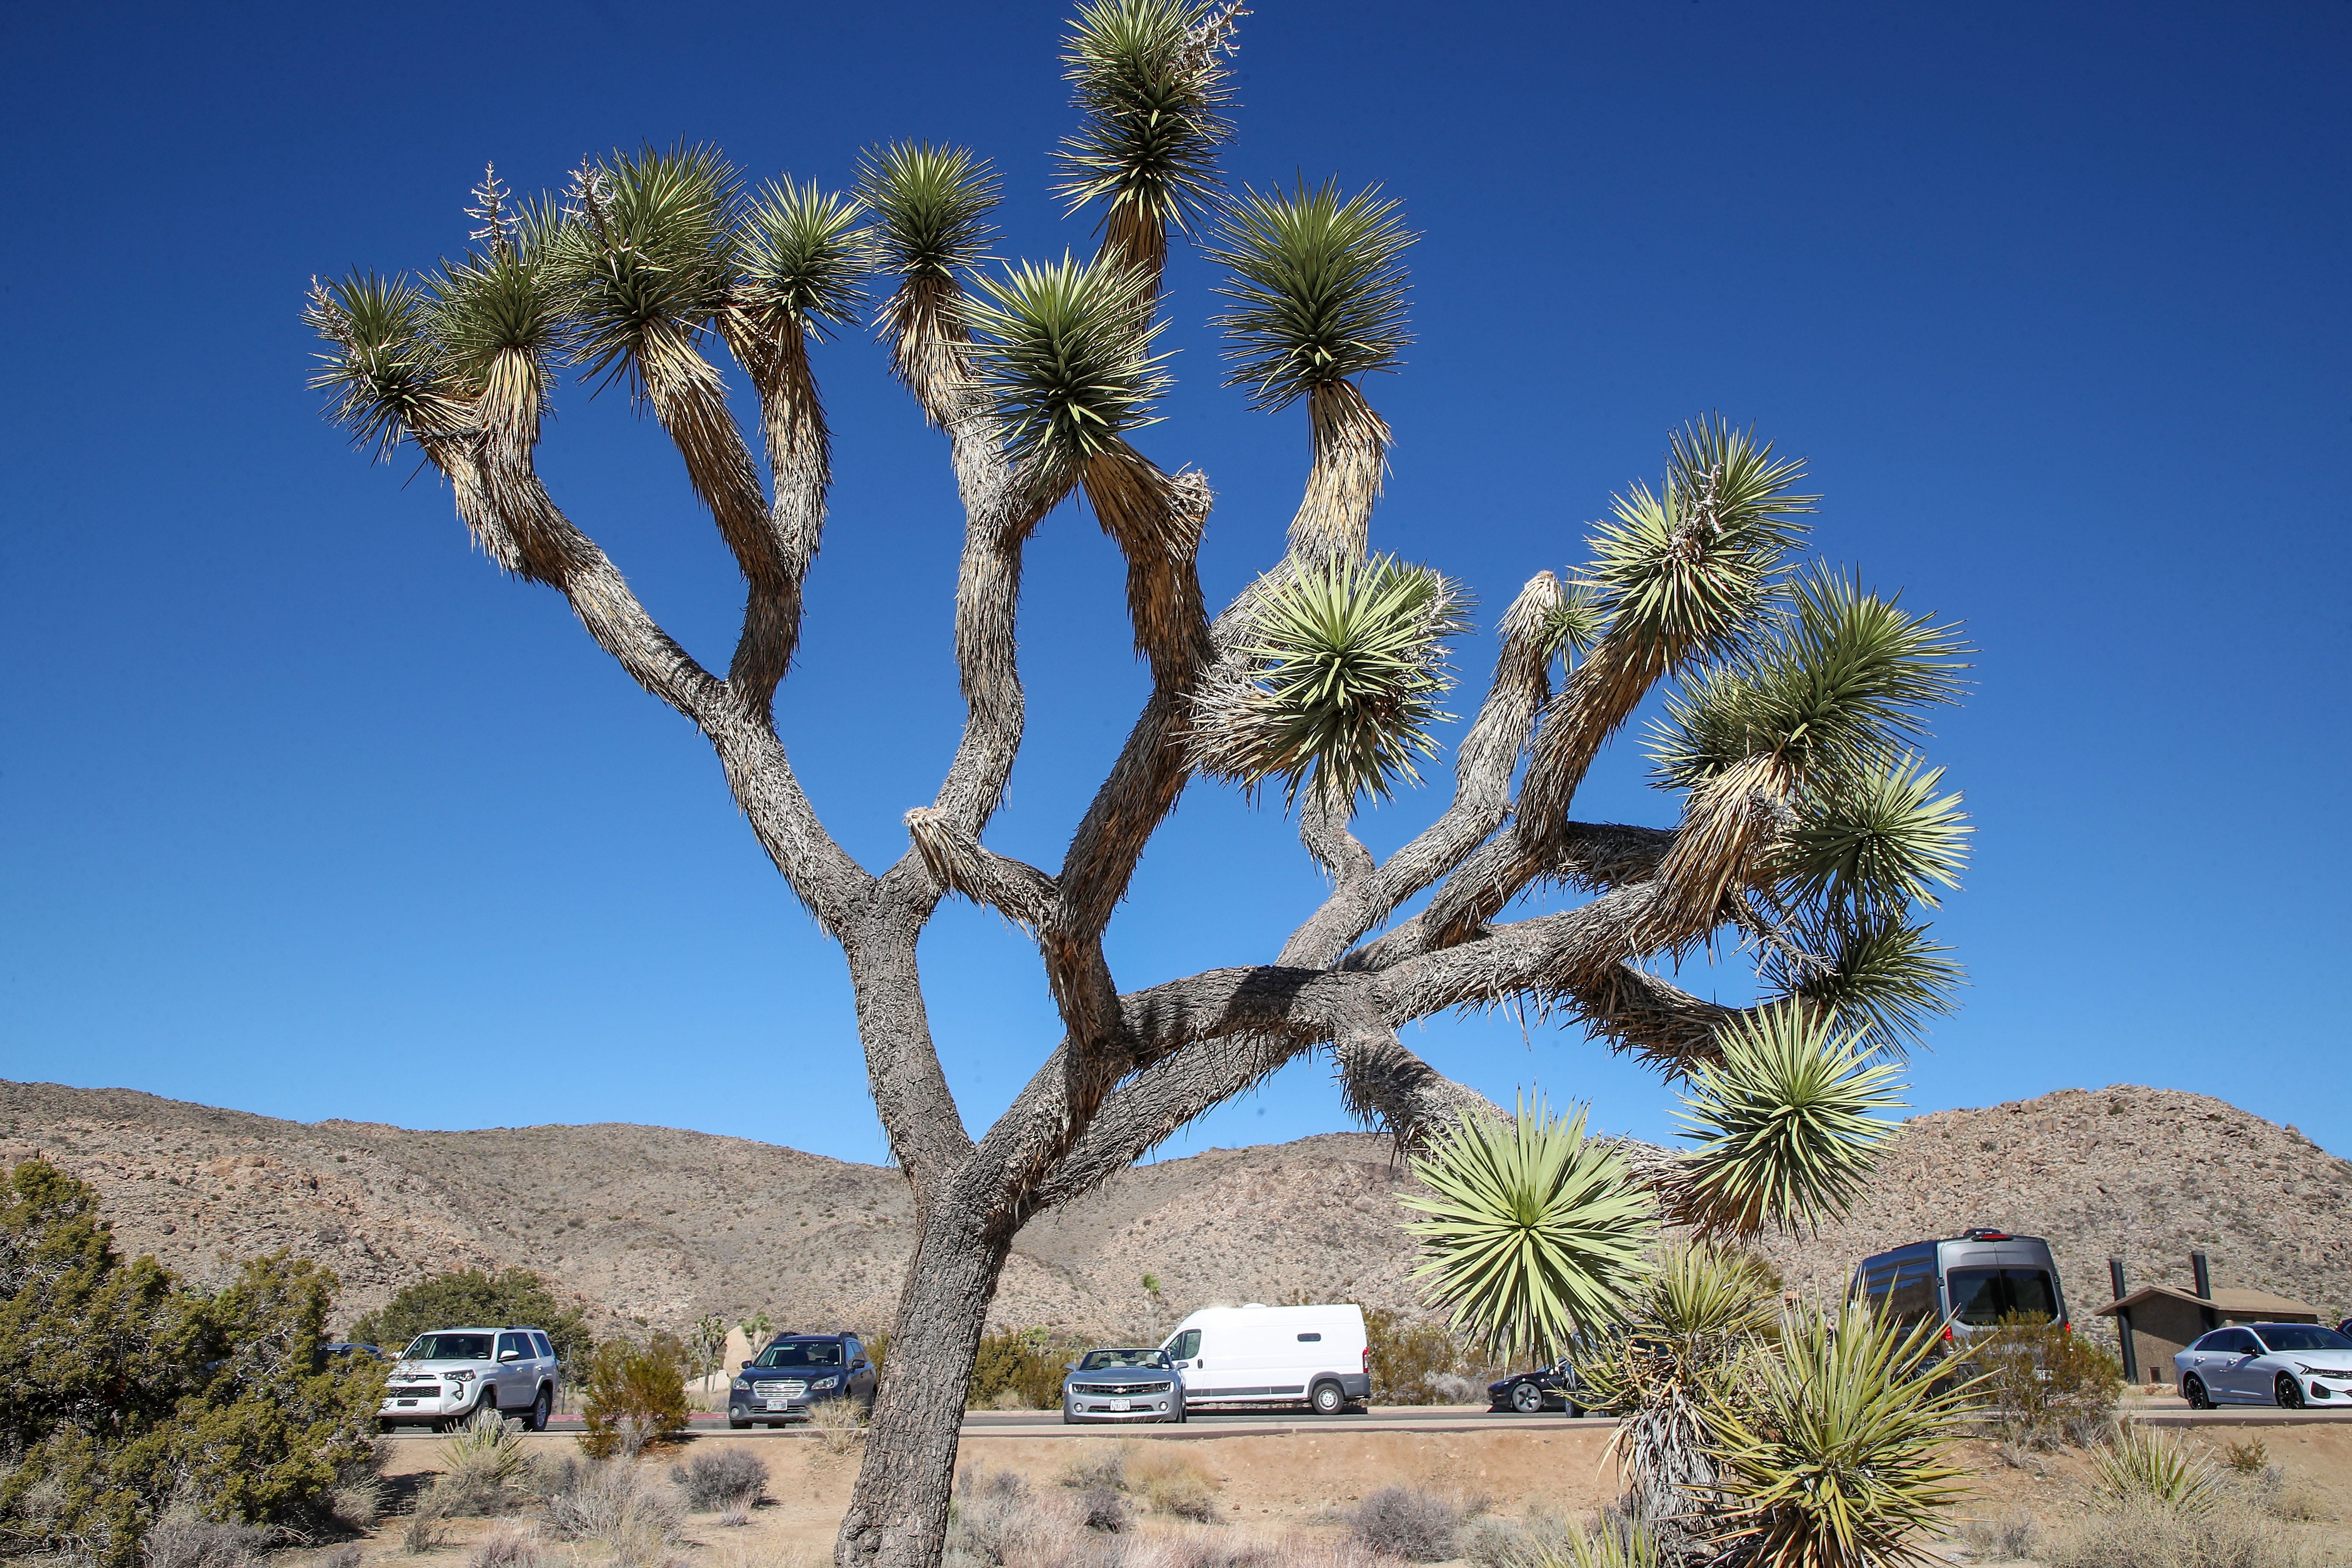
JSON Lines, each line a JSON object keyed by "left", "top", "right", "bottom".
{"left": 1167, "top": 1330, "right": 1201, "bottom": 1360}
{"left": 532, "top": 1333, "right": 553, "bottom": 1360}
{"left": 1297, "top": 1332, "right": 1321, "bottom": 1342}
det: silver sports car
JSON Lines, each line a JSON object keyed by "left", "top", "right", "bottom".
{"left": 2174, "top": 1321, "right": 2352, "bottom": 1409}
{"left": 1061, "top": 1347, "right": 1185, "bottom": 1424}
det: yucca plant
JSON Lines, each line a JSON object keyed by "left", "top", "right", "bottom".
{"left": 1190, "top": 553, "right": 1469, "bottom": 805}
{"left": 307, "top": 6, "right": 1975, "bottom": 1563}
{"left": 1671, "top": 1001, "right": 1905, "bottom": 1238}
{"left": 1706, "top": 1302, "right": 1976, "bottom": 1568}
{"left": 2089, "top": 1424, "right": 2220, "bottom": 1515}
{"left": 1400, "top": 1102, "right": 1657, "bottom": 1366}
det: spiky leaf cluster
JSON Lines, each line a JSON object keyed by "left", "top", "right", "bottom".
{"left": 856, "top": 143, "right": 999, "bottom": 288}
{"left": 1208, "top": 181, "right": 1416, "bottom": 410}
{"left": 2089, "top": 1426, "right": 2221, "bottom": 1514}
{"left": 1704, "top": 1302, "right": 1975, "bottom": 1568}
{"left": 305, "top": 272, "right": 459, "bottom": 459}
{"left": 551, "top": 144, "right": 742, "bottom": 386}
{"left": 964, "top": 254, "right": 1171, "bottom": 472}
{"left": 429, "top": 196, "right": 567, "bottom": 414}
{"left": 1654, "top": 567, "right": 1967, "bottom": 796}
{"left": 1540, "top": 576, "right": 1608, "bottom": 665}
{"left": 1590, "top": 419, "right": 1816, "bottom": 660}
{"left": 1400, "top": 1102, "right": 1657, "bottom": 1363}
{"left": 1056, "top": 0, "right": 1239, "bottom": 248}
{"left": 1775, "top": 756, "right": 1968, "bottom": 917}
{"left": 1672, "top": 1002, "right": 1903, "bottom": 1239}
{"left": 738, "top": 178, "right": 870, "bottom": 338}
{"left": 1764, "top": 911, "right": 1963, "bottom": 1056}
{"left": 1193, "top": 554, "right": 1468, "bottom": 805}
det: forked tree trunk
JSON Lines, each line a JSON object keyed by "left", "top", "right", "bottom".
{"left": 836, "top": 1200, "right": 1011, "bottom": 1568}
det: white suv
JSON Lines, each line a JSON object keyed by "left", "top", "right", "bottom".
{"left": 378, "top": 1327, "right": 561, "bottom": 1432}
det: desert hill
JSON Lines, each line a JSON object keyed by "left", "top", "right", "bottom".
{"left": 3, "top": 1079, "right": 2347, "bottom": 1346}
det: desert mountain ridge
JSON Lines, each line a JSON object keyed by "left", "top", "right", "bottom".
{"left": 4, "top": 1079, "right": 2347, "bottom": 1347}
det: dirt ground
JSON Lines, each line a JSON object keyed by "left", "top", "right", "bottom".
{"left": 321, "top": 1419, "right": 2352, "bottom": 1567}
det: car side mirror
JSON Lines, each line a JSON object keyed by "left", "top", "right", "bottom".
{"left": 739, "top": 1360, "right": 753, "bottom": 1370}
{"left": 499, "top": 1350, "right": 521, "bottom": 1362}
{"left": 854, "top": 1359, "right": 870, "bottom": 1371}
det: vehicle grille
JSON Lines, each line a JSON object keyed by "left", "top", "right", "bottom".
{"left": 1072, "top": 1381, "right": 1171, "bottom": 1396}
{"left": 753, "top": 1380, "right": 807, "bottom": 1399}
{"left": 392, "top": 1380, "right": 441, "bottom": 1392}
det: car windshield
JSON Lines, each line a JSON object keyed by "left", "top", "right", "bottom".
{"left": 2251, "top": 1325, "right": 2352, "bottom": 1354}
{"left": 405, "top": 1333, "right": 493, "bottom": 1362}
{"left": 1079, "top": 1350, "right": 1168, "bottom": 1371}
{"left": 753, "top": 1341, "right": 843, "bottom": 1369}
{"left": 1946, "top": 1269, "right": 2060, "bottom": 1326}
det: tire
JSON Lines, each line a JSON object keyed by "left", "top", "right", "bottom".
{"left": 530, "top": 1387, "right": 551, "bottom": 1433}
{"left": 1566, "top": 1402, "right": 1585, "bottom": 1418}
{"left": 1510, "top": 1382, "right": 1544, "bottom": 1415}
{"left": 2184, "top": 1374, "right": 2214, "bottom": 1410}
{"left": 1310, "top": 1381, "right": 1346, "bottom": 1416}
{"left": 2276, "top": 1372, "right": 2306, "bottom": 1410}
{"left": 1062, "top": 1409, "right": 1076, "bottom": 1425}
{"left": 729, "top": 1420, "right": 750, "bottom": 1430}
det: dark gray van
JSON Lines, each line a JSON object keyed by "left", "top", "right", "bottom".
{"left": 1851, "top": 1229, "right": 2070, "bottom": 1348}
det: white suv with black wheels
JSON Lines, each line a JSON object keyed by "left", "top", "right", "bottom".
{"left": 379, "top": 1327, "right": 562, "bottom": 1432}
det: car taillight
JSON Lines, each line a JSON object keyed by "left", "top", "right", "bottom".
{"left": 1940, "top": 1326, "right": 1954, "bottom": 1345}
{"left": 1362, "top": 1347, "right": 1371, "bottom": 1372}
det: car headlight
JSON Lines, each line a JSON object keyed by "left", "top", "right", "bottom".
{"left": 732, "top": 1378, "right": 749, "bottom": 1391}
{"left": 445, "top": 1370, "right": 475, "bottom": 1383}
{"left": 2297, "top": 1364, "right": 2352, "bottom": 1379}
{"left": 813, "top": 1375, "right": 840, "bottom": 1390}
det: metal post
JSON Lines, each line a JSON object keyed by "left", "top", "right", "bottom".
{"left": 2108, "top": 1258, "right": 2140, "bottom": 1382}
{"left": 2192, "top": 1252, "right": 2215, "bottom": 1331}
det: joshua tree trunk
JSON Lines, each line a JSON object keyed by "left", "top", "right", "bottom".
{"left": 309, "top": 9, "right": 1967, "bottom": 1566}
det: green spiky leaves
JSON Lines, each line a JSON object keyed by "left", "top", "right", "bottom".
{"left": 1401, "top": 1102, "right": 1657, "bottom": 1362}
{"left": 552, "top": 143, "right": 741, "bottom": 388}
{"left": 1208, "top": 181, "right": 1416, "bottom": 411}
{"left": 1768, "top": 912, "right": 1963, "bottom": 1057}
{"left": 1705, "top": 1302, "right": 1975, "bottom": 1568}
{"left": 1057, "top": 0, "right": 1240, "bottom": 269}
{"left": 1591, "top": 419, "right": 1816, "bottom": 661}
{"left": 305, "top": 272, "right": 460, "bottom": 459}
{"left": 739, "top": 177, "right": 870, "bottom": 338}
{"left": 1192, "top": 553, "right": 1469, "bottom": 806}
{"left": 856, "top": 143, "right": 999, "bottom": 289}
{"left": 1673, "top": 1002, "right": 1904, "bottom": 1240}
{"left": 965, "top": 254, "right": 1171, "bottom": 474}
{"left": 1776, "top": 757, "right": 1969, "bottom": 916}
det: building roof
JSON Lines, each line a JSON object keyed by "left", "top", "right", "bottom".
{"left": 2093, "top": 1284, "right": 2320, "bottom": 1320}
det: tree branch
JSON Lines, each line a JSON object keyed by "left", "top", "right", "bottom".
{"left": 719, "top": 315, "right": 831, "bottom": 713}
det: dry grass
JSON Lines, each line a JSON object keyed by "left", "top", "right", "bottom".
{"left": 1346, "top": 1487, "right": 1462, "bottom": 1563}
{"left": 142, "top": 1511, "right": 277, "bottom": 1568}
{"left": 946, "top": 1465, "right": 1390, "bottom": 1568}
{"left": 806, "top": 1395, "right": 869, "bottom": 1457}
{"left": 2042, "top": 1496, "right": 2318, "bottom": 1568}
{"left": 1957, "top": 1510, "right": 2043, "bottom": 1563}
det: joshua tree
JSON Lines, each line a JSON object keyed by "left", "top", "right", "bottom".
{"left": 305, "top": 3, "right": 1968, "bottom": 1563}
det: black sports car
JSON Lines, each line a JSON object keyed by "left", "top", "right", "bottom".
{"left": 1487, "top": 1357, "right": 1584, "bottom": 1415}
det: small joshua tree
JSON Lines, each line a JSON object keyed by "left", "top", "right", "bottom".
{"left": 306, "top": 4, "right": 1969, "bottom": 1563}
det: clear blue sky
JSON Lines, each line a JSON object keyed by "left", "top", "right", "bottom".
{"left": 3, "top": 3, "right": 2346, "bottom": 1167}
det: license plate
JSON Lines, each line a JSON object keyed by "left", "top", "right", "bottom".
{"left": 765, "top": 1399, "right": 789, "bottom": 1410}
{"left": 396, "top": 1400, "right": 416, "bottom": 1406}
{"left": 1110, "top": 1400, "right": 1130, "bottom": 1412}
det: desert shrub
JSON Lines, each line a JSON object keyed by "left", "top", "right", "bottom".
{"left": 323, "top": 1544, "right": 364, "bottom": 1568}
{"left": 469, "top": 1525, "right": 545, "bottom": 1568}
{"left": 329, "top": 1475, "right": 384, "bottom": 1531}
{"left": 1348, "top": 1487, "right": 1460, "bottom": 1562}
{"left": 2221, "top": 1438, "right": 2268, "bottom": 1475}
{"left": 1080, "top": 1488, "right": 1133, "bottom": 1534}
{"left": 1059, "top": 1448, "right": 1129, "bottom": 1493}
{"left": 433, "top": 1409, "right": 529, "bottom": 1515}
{"left": 579, "top": 1335, "right": 692, "bottom": 1457}
{"left": 672, "top": 1447, "right": 770, "bottom": 1512}
{"left": 0, "top": 1161, "right": 384, "bottom": 1565}
{"left": 1124, "top": 1445, "right": 1219, "bottom": 1522}
{"left": 401, "top": 1500, "right": 449, "bottom": 1556}
{"left": 2091, "top": 1425, "right": 2220, "bottom": 1514}
{"left": 1705, "top": 1301, "right": 1973, "bottom": 1568}
{"left": 808, "top": 1392, "right": 869, "bottom": 1455}
{"left": 1363, "top": 1308, "right": 1492, "bottom": 1406}
{"left": 1958, "top": 1511, "right": 2044, "bottom": 1562}
{"left": 1972, "top": 1312, "right": 2122, "bottom": 1450}
{"left": 541, "top": 1456, "right": 684, "bottom": 1562}
{"left": 969, "top": 1328, "right": 1073, "bottom": 1410}
{"left": 947, "top": 1468, "right": 1051, "bottom": 1568}
{"left": 2043, "top": 1496, "right": 2315, "bottom": 1568}
{"left": 347, "top": 1267, "right": 594, "bottom": 1373}
{"left": 141, "top": 1511, "right": 279, "bottom": 1568}
{"left": 1553, "top": 1518, "right": 1662, "bottom": 1568}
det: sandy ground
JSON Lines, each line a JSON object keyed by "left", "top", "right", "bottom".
{"left": 312, "top": 1416, "right": 2352, "bottom": 1568}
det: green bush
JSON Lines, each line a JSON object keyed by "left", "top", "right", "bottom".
{"left": 347, "top": 1265, "right": 594, "bottom": 1372}
{"left": 0, "top": 1160, "right": 381, "bottom": 1565}
{"left": 1363, "top": 1307, "right": 1491, "bottom": 1404}
{"left": 579, "top": 1334, "right": 692, "bottom": 1456}
{"left": 968, "top": 1329, "right": 1072, "bottom": 1409}
{"left": 1972, "top": 1311, "right": 2122, "bottom": 1450}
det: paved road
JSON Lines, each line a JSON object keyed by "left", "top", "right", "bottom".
{"left": 383, "top": 1400, "right": 2352, "bottom": 1442}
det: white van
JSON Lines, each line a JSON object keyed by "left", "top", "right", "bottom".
{"left": 1160, "top": 1303, "right": 1370, "bottom": 1414}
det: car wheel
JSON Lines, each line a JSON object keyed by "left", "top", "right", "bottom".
{"left": 2276, "top": 1372, "right": 2306, "bottom": 1410}
{"left": 1062, "top": 1409, "right": 1076, "bottom": 1425}
{"left": 2183, "top": 1374, "right": 2214, "bottom": 1410}
{"left": 1566, "top": 1401, "right": 1585, "bottom": 1418}
{"left": 1510, "top": 1382, "right": 1544, "bottom": 1414}
{"left": 1310, "top": 1381, "right": 1346, "bottom": 1416}
{"left": 530, "top": 1387, "right": 551, "bottom": 1432}
{"left": 729, "top": 1419, "right": 750, "bottom": 1430}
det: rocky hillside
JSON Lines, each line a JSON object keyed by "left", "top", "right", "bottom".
{"left": 3, "top": 1080, "right": 2346, "bottom": 1344}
